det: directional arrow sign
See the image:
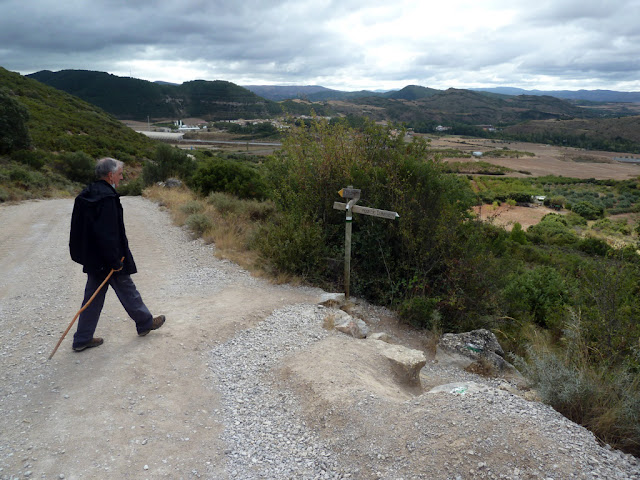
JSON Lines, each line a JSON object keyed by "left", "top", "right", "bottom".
{"left": 338, "top": 187, "right": 361, "bottom": 199}
{"left": 333, "top": 202, "right": 399, "bottom": 220}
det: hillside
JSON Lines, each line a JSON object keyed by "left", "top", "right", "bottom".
{"left": 244, "top": 84, "right": 387, "bottom": 102}
{"left": 1, "top": 67, "right": 155, "bottom": 159}
{"left": 28, "top": 69, "right": 283, "bottom": 121}
{"left": 324, "top": 88, "right": 592, "bottom": 125}
{"left": 473, "top": 86, "right": 640, "bottom": 103}
{"left": 243, "top": 85, "right": 337, "bottom": 101}
{"left": 503, "top": 116, "right": 640, "bottom": 152}
{"left": 0, "top": 67, "right": 159, "bottom": 201}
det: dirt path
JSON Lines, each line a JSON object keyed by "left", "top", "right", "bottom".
{"left": 0, "top": 197, "right": 318, "bottom": 479}
{"left": 1, "top": 197, "right": 639, "bottom": 479}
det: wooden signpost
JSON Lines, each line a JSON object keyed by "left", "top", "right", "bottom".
{"left": 333, "top": 186, "right": 399, "bottom": 299}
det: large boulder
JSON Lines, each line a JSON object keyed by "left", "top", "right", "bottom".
{"left": 436, "top": 329, "right": 521, "bottom": 378}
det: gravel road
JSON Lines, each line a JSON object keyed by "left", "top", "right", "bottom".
{"left": 1, "top": 197, "right": 639, "bottom": 480}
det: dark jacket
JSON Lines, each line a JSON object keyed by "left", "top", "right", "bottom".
{"left": 69, "top": 180, "right": 137, "bottom": 275}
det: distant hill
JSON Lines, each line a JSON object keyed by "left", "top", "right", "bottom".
{"left": 246, "top": 83, "right": 596, "bottom": 125}
{"left": 1, "top": 67, "right": 155, "bottom": 159}
{"left": 325, "top": 88, "right": 593, "bottom": 126}
{"left": 247, "top": 83, "right": 640, "bottom": 105}
{"left": 243, "top": 85, "right": 335, "bottom": 101}
{"left": 384, "top": 85, "right": 440, "bottom": 100}
{"left": 21, "top": 70, "right": 622, "bottom": 128}
{"left": 244, "top": 85, "right": 387, "bottom": 102}
{"left": 471, "top": 87, "right": 640, "bottom": 104}
{"left": 28, "top": 70, "right": 283, "bottom": 121}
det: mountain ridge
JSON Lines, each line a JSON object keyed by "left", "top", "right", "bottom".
{"left": 20, "top": 69, "right": 633, "bottom": 128}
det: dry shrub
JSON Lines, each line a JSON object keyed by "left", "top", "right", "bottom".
{"left": 185, "top": 213, "right": 212, "bottom": 237}
{"left": 513, "top": 312, "right": 640, "bottom": 456}
{"left": 323, "top": 314, "right": 336, "bottom": 331}
{"left": 144, "top": 185, "right": 196, "bottom": 226}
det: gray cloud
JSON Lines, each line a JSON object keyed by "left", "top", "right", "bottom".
{"left": 0, "top": 0, "right": 639, "bottom": 91}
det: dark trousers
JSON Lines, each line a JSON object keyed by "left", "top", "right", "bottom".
{"left": 73, "top": 272, "right": 153, "bottom": 347}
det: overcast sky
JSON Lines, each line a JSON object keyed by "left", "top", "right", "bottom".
{"left": 1, "top": 0, "right": 639, "bottom": 92}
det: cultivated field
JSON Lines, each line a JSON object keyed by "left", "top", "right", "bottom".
{"left": 428, "top": 135, "right": 640, "bottom": 180}
{"left": 426, "top": 135, "right": 640, "bottom": 233}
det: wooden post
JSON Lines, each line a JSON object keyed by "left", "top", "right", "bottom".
{"left": 334, "top": 186, "right": 398, "bottom": 300}
{"left": 344, "top": 197, "right": 358, "bottom": 299}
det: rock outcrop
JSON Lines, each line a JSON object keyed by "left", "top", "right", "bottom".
{"left": 436, "top": 329, "right": 522, "bottom": 380}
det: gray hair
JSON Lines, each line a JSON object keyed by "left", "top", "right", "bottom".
{"left": 95, "top": 157, "right": 124, "bottom": 179}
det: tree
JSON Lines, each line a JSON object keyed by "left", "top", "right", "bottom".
{"left": 0, "top": 88, "right": 31, "bottom": 154}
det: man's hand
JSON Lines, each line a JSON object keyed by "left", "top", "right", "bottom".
{"left": 112, "top": 256, "right": 125, "bottom": 272}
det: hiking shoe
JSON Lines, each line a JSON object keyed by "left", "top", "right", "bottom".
{"left": 72, "top": 337, "right": 104, "bottom": 352}
{"left": 138, "top": 315, "right": 166, "bottom": 336}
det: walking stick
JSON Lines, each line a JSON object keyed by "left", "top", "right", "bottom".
{"left": 48, "top": 258, "right": 124, "bottom": 360}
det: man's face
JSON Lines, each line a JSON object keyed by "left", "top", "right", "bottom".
{"left": 108, "top": 167, "right": 124, "bottom": 188}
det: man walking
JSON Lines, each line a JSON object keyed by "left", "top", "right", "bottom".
{"left": 69, "top": 157, "right": 165, "bottom": 352}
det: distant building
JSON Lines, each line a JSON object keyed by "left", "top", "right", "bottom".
{"left": 435, "top": 125, "right": 450, "bottom": 132}
{"left": 472, "top": 151, "right": 483, "bottom": 158}
{"left": 175, "top": 119, "right": 201, "bottom": 131}
{"left": 141, "top": 131, "right": 184, "bottom": 141}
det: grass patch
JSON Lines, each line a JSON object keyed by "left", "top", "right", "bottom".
{"left": 144, "top": 185, "right": 275, "bottom": 274}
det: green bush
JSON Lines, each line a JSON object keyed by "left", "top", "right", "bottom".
{"left": 515, "top": 315, "right": 640, "bottom": 456}
{"left": 503, "top": 265, "right": 569, "bottom": 328}
{"left": 0, "top": 88, "right": 31, "bottom": 154}
{"left": 190, "top": 157, "right": 267, "bottom": 199}
{"left": 10, "top": 149, "right": 46, "bottom": 169}
{"left": 591, "top": 218, "right": 631, "bottom": 235}
{"left": 509, "top": 222, "right": 528, "bottom": 244}
{"left": 7, "top": 164, "right": 48, "bottom": 189}
{"left": 207, "top": 191, "right": 276, "bottom": 221}
{"left": 55, "top": 151, "right": 95, "bottom": 184}
{"left": 207, "top": 191, "right": 239, "bottom": 214}
{"left": 572, "top": 200, "right": 604, "bottom": 220}
{"left": 256, "top": 215, "right": 328, "bottom": 281}
{"left": 240, "top": 199, "right": 276, "bottom": 221}
{"left": 185, "top": 213, "right": 212, "bottom": 237}
{"left": 142, "top": 144, "right": 196, "bottom": 185}
{"left": 577, "top": 237, "right": 612, "bottom": 256}
{"left": 117, "top": 177, "right": 143, "bottom": 196}
{"left": 564, "top": 212, "right": 587, "bottom": 227}
{"left": 399, "top": 296, "right": 441, "bottom": 329}
{"left": 526, "top": 214, "right": 578, "bottom": 246}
